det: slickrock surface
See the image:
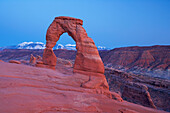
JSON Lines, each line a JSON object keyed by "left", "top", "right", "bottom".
{"left": 0, "top": 62, "right": 167, "bottom": 113}
{"left": 42, "top": 16, "right": 104, "bottom": 74}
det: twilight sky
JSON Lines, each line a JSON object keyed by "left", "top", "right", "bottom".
{"left": 0, "top": 0, "right": 170, "bottom": 49}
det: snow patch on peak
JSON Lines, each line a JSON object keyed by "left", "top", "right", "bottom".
{"left": 58, "top": 44, "right": 64, "bottom": 47}
{"left": 18, "top": 42, "right": 34, "bottom": 46}
{"left": 35, "top": 42, "right": 44, "bottom": 44}
{"left": 97, "top": 46, "right": 107, "bottom": 50}
{"left": 65, "top": 44, "right": 76, "bottom": 47}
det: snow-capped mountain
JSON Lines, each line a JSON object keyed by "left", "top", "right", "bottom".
{"left": 0, "top": 42, "right": 109, "bottom": 50}
{"left": 63, "top": 44, "right": 76, "bottom": 50}
{"left": 17, "top": 42, "right": 45, "bottom": 49}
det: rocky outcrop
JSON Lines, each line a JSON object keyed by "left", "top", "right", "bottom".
{"left": 101, "top": 46, "right": 170, "bottom": 70}
{"left": 110, "top": 91, "right": 123, "bottom": 102}
{"left": 122, "top": 82, "right": 156, "bottom": 108}
{"left": 42, "top": 16, "right": 104, "bottom": 75}
{"left": 36, "top": 55, "right": 42, "bottom": 61}
{"left": 105, "top": 68, "right": 170, "bottom": 111}
{"left": 29, "top": 54, "right": 36, "bottom": 65}
{"left": 100, "top": 45, "right": 170, "bottom": 79}
{"left": 9, "top": 60, "right": 21, "bottom": 64}
{"left": 0, "top": 62, "right": 166, "bottom": 113}
{"left": 100, "top": 45, "right": 170, "bottom": 70}
{"left": 38, "top": 16, "right": 108, "bottom": 90}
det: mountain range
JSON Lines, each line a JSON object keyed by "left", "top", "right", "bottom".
{"left": 0, "top": 42, "right": 109, "bottom": 50}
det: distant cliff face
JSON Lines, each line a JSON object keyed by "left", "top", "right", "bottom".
{"left": 100, "top": 45, "right": 170, "bottom": 79}
{"left": 105, "top": 68, "right": 170, "bottom": 111}
{"left": 100, "top": 45, "right": 169, "bottom": 70}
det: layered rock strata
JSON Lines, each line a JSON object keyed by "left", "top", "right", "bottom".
{"left": 37, "top": 16, "right": 108, "bottom": 89}
{"left": 41, "top": 16, "right": 104, "bottom": 74}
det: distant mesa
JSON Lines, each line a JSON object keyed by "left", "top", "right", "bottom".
{"left": 101, "top": 45, "right": 170, "bottom": 79}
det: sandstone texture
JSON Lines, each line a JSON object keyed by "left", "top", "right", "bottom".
{"left": 42, "top": 16, "right": 104, "bottom": 74}
{"left": 40, "top": 16, "right": 108, "bottom": 90}
{"left": 0, "top": 62, "right": 166, "bottom": 113}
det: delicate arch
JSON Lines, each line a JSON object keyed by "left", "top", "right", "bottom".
{"left": 42, "top": 16, "right": 104, "bottom": 74}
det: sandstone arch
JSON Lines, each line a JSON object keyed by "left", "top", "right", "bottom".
{"left": 42, "top": 16, "right": 104, "bottom": 74}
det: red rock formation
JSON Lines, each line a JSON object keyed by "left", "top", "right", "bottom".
{"left": 0, "top": 60, "right": 4, "bottom": 62}
{"left": 36, "top": 55, "right": 42, "bottom": 61}
{"left": 9, "top": 60, "right": 21, "bottom": 64}
{"left": 29, "top": 54, "right": 36, "bottom": 65}
{"left": 42, "top": 16, "right": 104, "bottom": 74}
{"left": 105, "top": 68, "right": 170, "bottom": 111}
{"left": 122, "top": 82, "right": 156, "bottom": 108}
{"left": 110, "top": 91, "right": 123, "bottom": 102}
{"left": 100, "top": 45, "right": 170, "bottom": 71}
{"left": 38, "top": 16, "right": 107, "bottom": 89}
{"left": 0, "top": 62, "right": 166, "bottom": 113}
{"left": 0, "top": 46, "right": 169, "bottom": 111}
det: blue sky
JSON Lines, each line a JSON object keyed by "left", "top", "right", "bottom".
{"left": 0, "top": 0, "right": 170, "bottom": 49}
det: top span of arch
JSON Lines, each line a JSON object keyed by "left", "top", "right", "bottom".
{"left": 55, "top": 16, "right": 83, "bottom": 25}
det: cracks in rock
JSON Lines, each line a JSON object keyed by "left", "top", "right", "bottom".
{"left": 80, "top": 76, "right": 91, "bottom": 87}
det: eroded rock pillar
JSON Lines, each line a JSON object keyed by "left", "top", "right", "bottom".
{"left": 42, "top": 48, "right": 57, "bottom": 69}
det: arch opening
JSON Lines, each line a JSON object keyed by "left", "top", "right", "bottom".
{"left": 56, "top": 32, "right": 76, "bottom": 50}
{"left": 41, "top": 16, "right": 105, "bottom": 74}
